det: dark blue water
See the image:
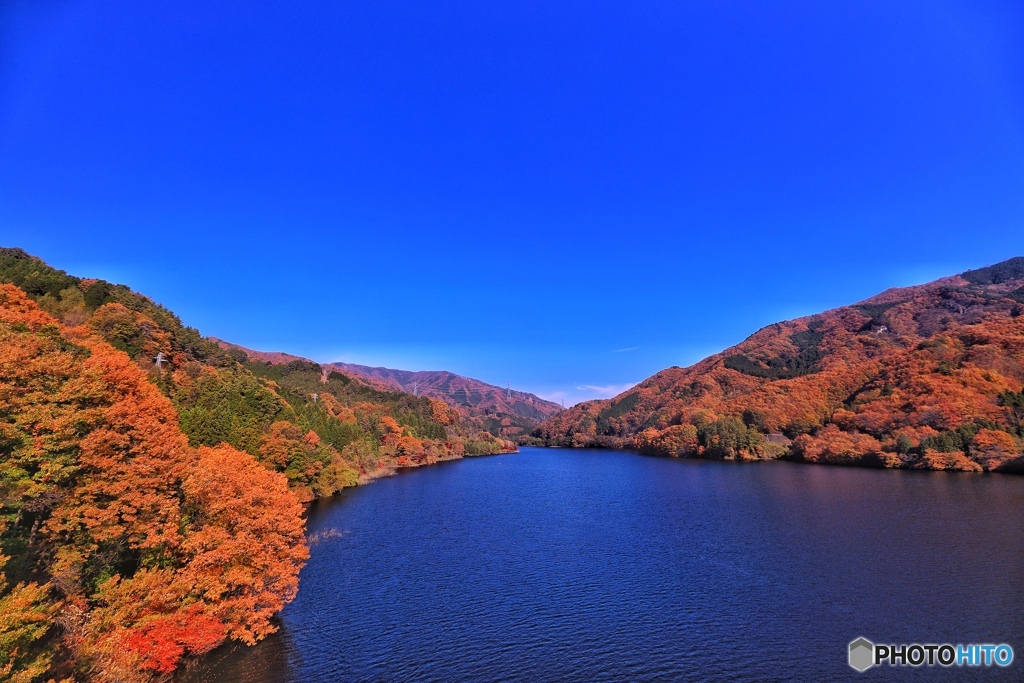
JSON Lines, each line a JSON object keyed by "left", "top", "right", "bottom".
{"left": 182, "top": 448, "right": 1024, "bottom": 682}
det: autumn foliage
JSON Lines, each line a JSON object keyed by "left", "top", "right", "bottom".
{"left": 0, "top": 246, "right": 514, "bottom": 500}
{"left": 0, "top": 247, "right": 520, "bottom": 680}
{"left": 0, "top": 284, "right": 308, "bottom": 681}
{"left": 322, "top": 362, "right": 561, "bottom": 440}
{"left": 535, "top": 258, "right": 1024, "bottom": 473}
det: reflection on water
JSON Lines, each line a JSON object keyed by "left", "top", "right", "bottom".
{"left": 181, "top": 448, "right": 1024, "bottom": 682}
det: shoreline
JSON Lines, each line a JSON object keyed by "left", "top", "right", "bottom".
{"left": 530, "top": 443, "right": 1024, "bottom": 475}
{"left": 353, "top": 446, "right": 519, "bottom": 487}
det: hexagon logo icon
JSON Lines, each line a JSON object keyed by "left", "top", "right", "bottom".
{"left": 849, "top": 637, "right": 874, "bottom": 672}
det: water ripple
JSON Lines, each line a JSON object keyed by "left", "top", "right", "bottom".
{"left": 182, "top": 449, "right": 1024, "bottom": 683}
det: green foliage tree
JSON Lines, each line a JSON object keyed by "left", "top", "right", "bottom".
{"left": 998, "top": 391, "right": 1024, "bottom": 436}
{"left": 697, "top": 417, "right": 765, "bottom": 458}
{"left": 175, "top": 368, "right": 282, "bottom": 454}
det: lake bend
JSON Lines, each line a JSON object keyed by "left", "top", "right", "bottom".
{"left": 182, "top": 447, "right": 1024, "bottom": 682}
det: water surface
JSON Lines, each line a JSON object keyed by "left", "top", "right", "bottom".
{"left": 182, "top": 448, "right": 1024, "bottom": 682}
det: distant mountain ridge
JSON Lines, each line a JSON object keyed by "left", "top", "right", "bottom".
{"left": 532, "top": 257, "right": 1024, "bottom": 472}
{"left": 0, "top": 245, "right": 519, "bottom": 501}
{"left": 0, "top": 245, "right": 529, "bottom": 681}
{"left": 207, "top": 339, "right": 309, "bottom": 368}
{"left": 327, "top": 362, "right": 562, "bottom": 422}
{"left": 211, "top": 339, "right": 562, "bottom": 439}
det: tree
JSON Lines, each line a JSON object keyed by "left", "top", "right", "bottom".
{"left": 635, "top": 425, "right": 698, "bottom": 458}
{"left": 0, "top": 285, "right": 310, "bottom": 680}
{"left": 181, "top": 445, "right": 309, "bottom": 645}
{"left": 999, "top": 391, "right": 1024, "bottom": 436}
{"left": 43, "top": 340, "right": 194, "bottom": 591}
{"left": 0, "top": 526, "right": 55, "bottom": 683}
{"left": 697, "top": 417, "right": 765, "bottom": 458}
{"left": 969, "top": 429, "right": 1020, "bottom": 470}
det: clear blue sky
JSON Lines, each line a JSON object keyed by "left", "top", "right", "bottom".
{"left": 1, "top": 0, "right": 1023, "bottom": 405}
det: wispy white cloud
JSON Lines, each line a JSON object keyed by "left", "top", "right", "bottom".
{"left": 574, "top": 382, "right": 637, "bottom": 399}
{"left": 537, "top": 382, "right": 638, "bottom": 407}
{"left": 611, "top": 346, "right": 638, "bottom": 353}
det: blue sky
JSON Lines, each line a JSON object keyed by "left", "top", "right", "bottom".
{"left": 1, "top": 0, "right": 1023, "bottom": 405}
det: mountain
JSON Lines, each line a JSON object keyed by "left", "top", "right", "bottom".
{"left": 212, "top": 340, "right": 562, "bottom": 440}
{"left": 207, "top": 338, "right": 310, "bottom": 367}
{"left": 0, "top": 253, "right": 306, "bottom": 680}
{"left": 327, "top": 362, "right": 563, "bottom": 434}
{"left": 0, "top": 246, "right": 516, "bottom": 502}
{"left": 532, "top": 258, "right": 1024, "bottom": 472}
{"left": 207, "top": 339, "right": 398, "bottom": 395}
{"left": 0, "top": 246, "right": 520, "bottom": 680}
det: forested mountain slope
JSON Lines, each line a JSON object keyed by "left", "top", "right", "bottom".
{"left": 0, "top": 246, "right": 519, "bottom": 680}
{"left": 0, "top": 248, "right": 514, "bottom": 506}
{"left": 533, "top": 258, "right": 1024, "bottom": 472}
{"left": 212, "top": 340, "right": 562, "bottom": 441}
{"left": 327, "top": 362, "right": 562, "bottom": 438}
{"left": 0, "top": 283, "right": 307, "bottom": 681}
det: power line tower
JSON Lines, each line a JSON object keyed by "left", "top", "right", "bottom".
{"left": 507, "top": 381, "right": 511, "bottom": 399}
{"left": 413, "top": 380, "right": 418, "bottom": 397}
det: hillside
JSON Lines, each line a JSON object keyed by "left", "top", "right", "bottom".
{"left": 0, "top": 246, "right": 518, "bottom": 679}
{"left": 328, "top": 362, "right": 562, "bottom": 437}
{"left": 0, "top": 248, "right": 515, "bottom": 504}
{"left": 0, "top": 283, "right": 308, "bottom": 681}
{"left": 532, "top": 258, "right": 1024, "bottom": 472}
{"left": 211, "top": 340, "right": 561, "bottom": 440}
{"left": 207, "top": 338, "right": 310, "bottom": 368}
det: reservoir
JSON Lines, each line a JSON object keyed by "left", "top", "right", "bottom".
{"left": 183, "top": 447, "right": 1024, "bottom": 682}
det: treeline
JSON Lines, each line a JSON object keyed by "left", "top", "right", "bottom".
{"left": 0, "top": 284, "right": 306, "bottom": 681}
{"left": 0, "top": 248, "right": 513, "bottom": 501}
{"left": 532, "top": 258, "right": 1024, "bottom": 472}
{"left": 0, "top": 248, "right": 514, "bottom": 680}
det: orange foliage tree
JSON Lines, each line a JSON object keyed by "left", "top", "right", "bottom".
{"left": 0, "top": 285, "right": 309, "bottom": 681}
{"left": 535, "top": 263, "right": 1024, "bottom": 472}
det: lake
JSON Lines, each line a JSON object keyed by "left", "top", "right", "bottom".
{"left": 181, "top": 447, "right": 1024, "bottom": 682}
